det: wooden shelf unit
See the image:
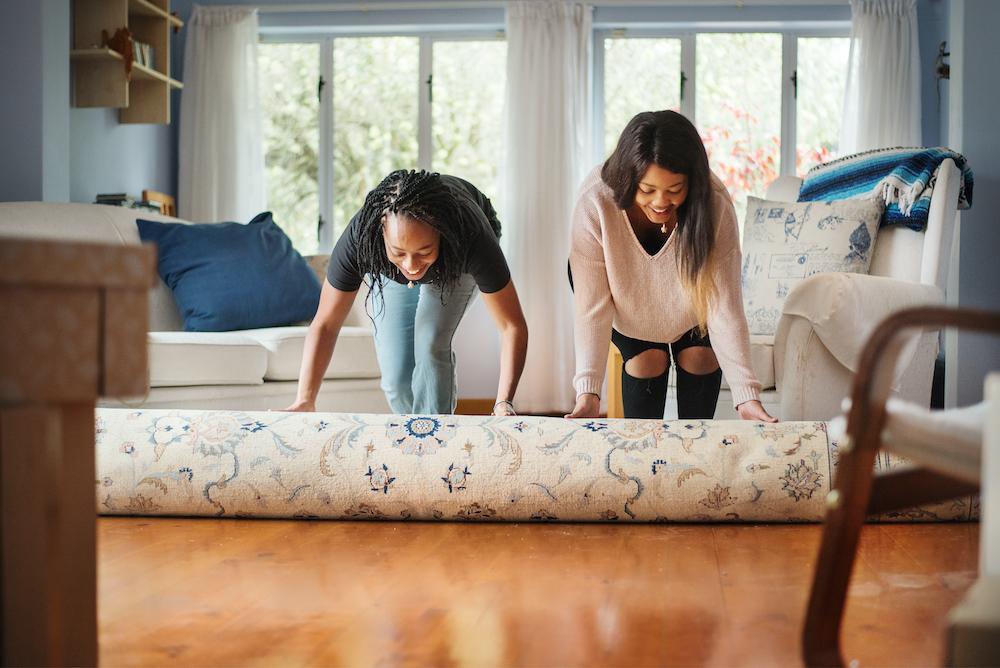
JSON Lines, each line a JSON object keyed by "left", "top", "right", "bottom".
{"left": 71, "top": 0, "right": 184, "bottom": 124}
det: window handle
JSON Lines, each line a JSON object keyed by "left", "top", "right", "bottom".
{"left": 426, "top": 73, "right": 433, "bottom": 103}
{"left": 790, "top": 70, "right": 797, "bottom": 99}
{"left": 317, "top": 75, "right": 325, "bottom": 102}
{"left": 680, "top": 71, "right": 687, "bottom": 101}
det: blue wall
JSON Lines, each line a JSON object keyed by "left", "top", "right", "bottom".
{"left": 950, "top": 0, "right": 1000, "bottom": 404}
{"left": 0, "top": 0, "right": 177, "bottom": 204}
{"left": 70, "top": 109, "right": 176, "bottom": 204}
{"left": 0, "top": 0, "right": 70, "bottom": 202}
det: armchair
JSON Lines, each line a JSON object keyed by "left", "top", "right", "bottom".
{"left": 720, "top": 157, "right": 963, "bottom": 420}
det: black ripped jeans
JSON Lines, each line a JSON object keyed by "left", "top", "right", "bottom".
{"left": 569, "top": 261, "right": 722, "bottom": 419}
{"left": 612, "top": 328, "right": 722, "bottom": 419}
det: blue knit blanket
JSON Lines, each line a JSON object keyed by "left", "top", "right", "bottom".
{"left": 798, "top": 147, "right": 974, "bottom": 231}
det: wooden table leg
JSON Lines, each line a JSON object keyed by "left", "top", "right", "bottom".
{"left": 0, "top": 404, "right": 97, "bottom": 667}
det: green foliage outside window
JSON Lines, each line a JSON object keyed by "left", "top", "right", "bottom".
{"left": 259, "top": 42, "right": 320, "bottom": 255}
{"left": 332, "top": 37, "right": 420, "bottom": 238}
{"left": 432, "top": 40, "right": 507, "bottom": 213}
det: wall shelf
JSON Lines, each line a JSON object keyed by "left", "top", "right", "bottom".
{"left": 71, "top": 48, "right": 182, "bottom": 88}
{"left": 71, "top": 0, "right": 183, "bottom": 124}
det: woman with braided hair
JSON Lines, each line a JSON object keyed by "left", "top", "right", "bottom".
{"left": 286, "top": 169, "right": 527, "bottom": 416}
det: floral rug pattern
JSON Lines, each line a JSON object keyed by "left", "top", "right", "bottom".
{"left": 94, "top": 410, "right": 976, "bottom": 522}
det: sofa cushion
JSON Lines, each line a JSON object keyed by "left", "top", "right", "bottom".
{"left": 148, "top": 332, "right": 268, "bottom": 387}
{"left": 0, "top": 202, "right": 186, "bottom": 331}
{"left": 137, "top": 212, "right": 321, "bottom": 332}
{"left": 240, "top": 326, "right": 381, "bottom": 381}
{"left": 741, "top": 197, "right": 883, "bottom": 335}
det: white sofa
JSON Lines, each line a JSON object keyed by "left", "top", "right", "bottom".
{"left": 712, "top": 159, "right": 961, "bottom": 420}
{"left": 0, "top": 202, "right": 390, "bottom": 413}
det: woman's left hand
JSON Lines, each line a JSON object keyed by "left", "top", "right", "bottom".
{"left": 736, "top": 400, "right": 778, "bottom": 422}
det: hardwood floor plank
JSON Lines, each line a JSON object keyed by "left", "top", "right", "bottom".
{"left": 97, "top": 518, "right": 979, "bottom": 667}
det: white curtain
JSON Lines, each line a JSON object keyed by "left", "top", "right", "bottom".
{"left": 502, "top": 1, "right": 591, "bottom": 414}
{"left": 178, "top": 6, "right": 265, "bottom": 222}
{"left": 840, "top": 0, "right": 922, "bottom": 153}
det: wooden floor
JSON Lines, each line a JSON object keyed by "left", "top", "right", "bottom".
{"left": 98, "top": 519, "right": 978, "bottom": 667}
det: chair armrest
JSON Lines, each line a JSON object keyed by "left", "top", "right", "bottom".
{"left": 776, "top": 273, "right": 943, "bottom": 378}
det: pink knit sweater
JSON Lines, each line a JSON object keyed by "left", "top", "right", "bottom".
{"left": 569, "top": 166, "right": 762, "bottom": 407}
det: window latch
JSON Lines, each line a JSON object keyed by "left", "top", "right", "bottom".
{"left": 680, "top": 71, "right": 687, "bottom": 101}
{"left": 317, "top": 75, "right": 325, "bottom": 102}
{"left": 790, "top": 70, "right": 798, "bottom": 99}
{"left": 426, "top": 73, "right": 433, "bottom": 103}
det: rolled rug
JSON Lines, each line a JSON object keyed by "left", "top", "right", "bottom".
{"left": 94, "top": 409, "right": 976, "bottom": 522}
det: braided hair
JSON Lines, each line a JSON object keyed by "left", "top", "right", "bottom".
{"left": 354, "top": 169, "right": 480, "bottom": 317}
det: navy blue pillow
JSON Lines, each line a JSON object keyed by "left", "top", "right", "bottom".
{"left": 137, "top": 212, "right": 321, "bottom": 332}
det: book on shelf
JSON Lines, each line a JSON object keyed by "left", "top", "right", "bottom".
{"left": 131, "top": 40, "right": 155, "bottom": 70}
{"left": 94, "top": 193, "right": 163, "bottom": 213}
{"left": 95, "top": 193, "right": 131, "bottom": 206}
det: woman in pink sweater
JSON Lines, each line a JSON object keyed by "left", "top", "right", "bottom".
{"left": 566, "top": 110, "right": 776, "bottom": 422}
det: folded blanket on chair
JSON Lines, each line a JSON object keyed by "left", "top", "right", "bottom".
{"left": 94, "top": 409, "right": 976, "bottom": 523}
{"left": 798, "top": 147, "right": 974, "bottom": 231}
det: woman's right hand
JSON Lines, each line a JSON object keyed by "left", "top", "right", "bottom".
{"left": 282, "top": 399, "right": 316, "bottom": 412}
{"left": 565, "top": 393, "right": 601, "bottom": 419}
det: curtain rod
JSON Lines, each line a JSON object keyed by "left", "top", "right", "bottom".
{"left": 254, "top": 0, "right": 847, "bottom": 12}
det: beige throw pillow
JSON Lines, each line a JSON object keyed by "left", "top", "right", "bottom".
{"left": 741, "top": 196, "right": 883, "bottom": 335}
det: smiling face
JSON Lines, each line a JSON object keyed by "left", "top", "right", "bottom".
{"left": 631, "top": 163, "right": 689, "bottom": 226}
{"left": 382, "top": 212, "right": 440, "bottom": 282}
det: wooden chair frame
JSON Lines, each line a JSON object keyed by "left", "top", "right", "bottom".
{"left": 802, "top": 305, "right": 1000, "bottom": 667}
{"left": 142, "top": 189, "right": 176, "bottom": 217}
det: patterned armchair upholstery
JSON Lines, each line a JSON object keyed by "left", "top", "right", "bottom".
{"left": 760, "top": 158, "right": 962, "bottom": 420}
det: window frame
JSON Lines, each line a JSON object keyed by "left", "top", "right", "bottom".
{"left": 260, "top": 28, "right": 505, "bottom": 254}
{"left": 592, "top": 24, "right": 850, "bottom": 176}
{"left": 258, "top": 17, "right": 849, "bottom": 253}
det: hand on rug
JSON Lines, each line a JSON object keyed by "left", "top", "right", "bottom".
{"left": 492, "top": 400, "right": 517, "bottom": 416}
{"left": 282, "top": 399, "right": 316, "bottom": 412}
{"left": 565, "top": 393, "right": 601, "bottom": 419}
{"left": 737, "top": 399, "right": 778, "bottom": 423}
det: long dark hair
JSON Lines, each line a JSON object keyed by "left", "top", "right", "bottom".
{"left": 601, "top": 110, "right": 719, "bottom": 332}
{"left": 354, "top": 169, "right": 477, "bottom": 315}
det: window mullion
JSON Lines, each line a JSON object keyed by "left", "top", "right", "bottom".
{"left": 418, "top": 36, "right": 433, "bottom": 171}
{"left": 319, "top": 38, "right": 335, "bottom": 253}
{"left": 681, "top": 33, "right": 696, "bottom": 121}
{"left": 780, "top": 33, "right": 797, "bottom": 177}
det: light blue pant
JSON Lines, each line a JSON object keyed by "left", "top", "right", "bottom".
{"left": 370, "top": 274, "right": 478, "bottom": 415}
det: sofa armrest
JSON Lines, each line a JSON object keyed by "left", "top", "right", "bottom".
{"left": 304, "top": 254, "right": 372, "bottom": 329}
{"left": 776, "top": 272, "right": 943, "bottom": 382}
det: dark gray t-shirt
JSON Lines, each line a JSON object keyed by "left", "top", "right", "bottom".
{"left": 326, "top": 175, "right": 510, "bottom": 294}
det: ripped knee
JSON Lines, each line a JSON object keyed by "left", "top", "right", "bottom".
{"left": 624, "top": 349, "right": 669, "bottom": 379}
{"left": 676, "top": 346, "right": 720, "bottom": 375}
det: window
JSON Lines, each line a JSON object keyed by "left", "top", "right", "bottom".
{"left": 431, "top": 39, "right": 507, "bottom": 213}
{"left": 796, "top": 37, "right": 851, "bottom": 176}
{"left": 332, "top": 37, "right": 419, "bottom": 237}
{"left": 602, "top": 37, "right": 681, "bottom": 155}
{"left": 697, "top": 33, "right": 782, "bottom": 227}
{"left": 598, "top": 29, "right": 850, "bottom": 235}
{"left": 259, "top": 42, "right": 320, "bottom": 255}
{"left": 259, "top": 33, "right": 506, "bottom": 254}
